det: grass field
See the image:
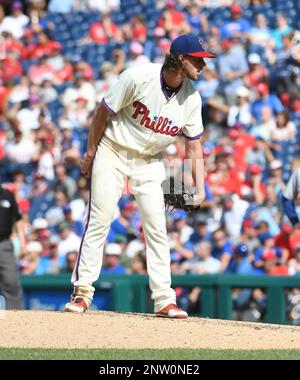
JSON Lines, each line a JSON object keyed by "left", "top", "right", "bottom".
{"left": 1, "top": 348, "right": 300, "bottom": 360}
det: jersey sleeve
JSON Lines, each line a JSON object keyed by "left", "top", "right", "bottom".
{"left": 102, "top": 71, "right": 136, "bottom": 114}
{"left": 182, "top": 93, "right": 204, "bottom": 140}
{"left": 283, "top": 169, "right": 300, "bottom": 200}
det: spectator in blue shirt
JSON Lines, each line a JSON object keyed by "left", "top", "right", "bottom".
{"left": 272, "top": 13, "right": 293, "bottom": 50}
{"left": 211, "top": 229, "right": 234, "bottom": 272}
{"left": 62, "top": 204, "right": 84, "bottom": 238}
{"left": 101, "top": 243, "right": 127, "bottom": 275}
{"left": 188, "top": 219, "right": 211, "bottom": 246}
{"left": 107, "top": 200, "right": 137, "bottom": 243}
{"left": 252, "top": 232, "right": 286, "bottom": 274}
{"left": 250, "top": 83, "right": 284, "bottom": 123}
{"left": 216, "top": 38, "right": 249, "bottom": 104}
{"left": 48, "top": 0, "right": 74, "bottom": 13}
{"left": 220, "top": 4, "right": 251, "bottom": 40}
{"left": 229, "top": 243, "right": 255, "bottom": 275}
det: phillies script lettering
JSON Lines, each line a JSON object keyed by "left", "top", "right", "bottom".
{"left": 132, "top": 101, "right": 182, "bottom": 137}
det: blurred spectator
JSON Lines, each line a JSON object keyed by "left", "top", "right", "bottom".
{"left": 170, "top": 210, "right": 193, "bottom": 244}
{"left": 122, "top": 15, "right": 147, "bottom": 43}
{"left": 220, "top": 4, "right": 251, "bottom": 39}
{"left": 125, "top": 225, "right": 145, "bottom": 258}
{"left": 253, "top": 232, "right": 288, "bottom": 274}
{"left": 37, "top": 138, "right": 55, "bottom": 181}
{"left": 229, "top": 243, "right": 254, "bottom": 275}
{"left": 272, "top": 13, "right": 293, "bottom": 50}
{"left": 221, "top": 193, "right": 249, "bottom": 242}
{"left": 246, "top": 136, "right": 273, "bottom": 171}
{"left": 0, "top": 50, "right": 23, "bottom": 84}
{"left": 8, "top": 76, "right": 30, "bottom": 105}
{"left": 250, "top": 106, "right": 276, "bottom": 142}
{"left": 62, "top": 203, "right": 84, "bottom": 237}
{"left": 48, "top": 0, "right": 74, "bottom": 13}
{"left": 5, "top": 129, "right": 37, "bottom": 166}
{"left": 188, "top": 219, "right": 211, "bottom": 245}
{"left": 126, "top": 41, "right": 150, "bottom": 68}
{"left": 227, "top": 86, "right": 252, "bottom": 128}
{"left": 211, "top": 228, "right": 234, "bottom": 272}
{"left": 180, "top": 241, "right": 221, "bottom": 274}
{"left": 57, "top": 221, "right": 81, "bottom": 257}
{"left": 185, "top": 4, "right": 209, "bottom": 35}
{"left": 157, "top": 0, "right": 190, "bottom": 39}
{"left": 244, "top": 53, "right": 269, "bottom": 88}
{"left": 194, "top": 63, "right": 219, "bottom": 105}
{"left": 102, "top": 243, "right": 127, "bottom": 274}
{"left": 0, "top": 1, "right": 29, "bottom": 39}
{"left": 107, "top": 200, "right": 138, "bottom": 243}
{"left": 248, "top": 13, "right": 274, "bottom": 50}
{"left": 62, "top": 250, "right": 78, "bottom": 273}
{"left": 26, "top": 31, "right": 62, "bottom": 60}
{"left": 44, "top": 188, "right": 68, "bottom": 226}
{"left": 250, "top": 83, "right": 284, "bottom": 124}
{"left": 19, "top": 241, "right": 43, "bottom": 275}
{"left": 268, "top": 160, "right": 285, "bottom": 194}
{"left": 84, "top": 13, "right": 121, "bottom": 45}
{"left": 95, "top": 60, "right": 120, "bottom": 98}
{"left": 217, "top": 38, "right": 249, "bottom": 104}
{"left": 62, "top": 74, "right": 96, "bottom": 113}
{"left": 86, "top": 0, "right": 120, "bottom": 13}
{"left": 270, "top": 111, "right": 296, "bottom": 142}
{"left": 131, "top": 251, "right": 147, "bottom": 274}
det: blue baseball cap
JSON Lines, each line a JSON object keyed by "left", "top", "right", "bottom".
{"left": 235, "top": 243, "right": 248, "bottom": 257}
{"left": 170, "top": 34, "right": 216, "bottom": 58}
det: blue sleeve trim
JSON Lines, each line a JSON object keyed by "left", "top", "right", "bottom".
{"left": 102, "top": 98, "right": 117, "bottom": 115}
{"left": 182, "top": 130, "right": 205, "bottom": 140}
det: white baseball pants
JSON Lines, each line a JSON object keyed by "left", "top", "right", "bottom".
{"left": 72, "top": 137, "right": 176, "bottom": 312}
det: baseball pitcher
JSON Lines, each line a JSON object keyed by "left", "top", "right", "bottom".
{"left": 65, "top": 34, "right": 215, "bottom": 318}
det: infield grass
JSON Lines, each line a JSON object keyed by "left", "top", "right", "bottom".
{"left": 0, "top": 348, "right": 300, "bottom": 360}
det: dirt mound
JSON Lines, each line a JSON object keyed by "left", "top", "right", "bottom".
{"left": 1, "top": 311, "right": 300, "bottom": 350}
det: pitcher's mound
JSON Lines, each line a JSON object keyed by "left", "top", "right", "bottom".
{"left": 1, "top": 310, "right": 300, "bottom": 350}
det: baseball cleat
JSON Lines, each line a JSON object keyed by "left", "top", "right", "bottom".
{"left": 64, "top": 297, "right": 88, "bottom": 313}
{"left": 156, "top": 304, "right": 188, "bottom": 319}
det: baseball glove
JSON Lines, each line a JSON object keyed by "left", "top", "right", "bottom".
{"left": 161, "top": 177, "right": 198, "bottom": 212}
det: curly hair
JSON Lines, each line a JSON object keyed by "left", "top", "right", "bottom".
{"left": 162, "top": 53, "right": 184, "bottom": 71}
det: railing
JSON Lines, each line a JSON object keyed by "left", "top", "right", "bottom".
{"left": 20, "top": 274, "right": 300, "bottom": 324}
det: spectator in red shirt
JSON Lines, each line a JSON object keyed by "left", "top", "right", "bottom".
{"left": 123, "top": 15, "right": 147, "bottom": 43}
{"left": 86, "top": 13, "right": 121, "bottom": 45}
{"left": 28, "top": 56, "right": 56, "bottom": 85}
{"left": 2, "top": 31, "right": 26, "bottom": 59}
{"left": 240, "top": 164, "right": 266, "bottom": 204}
{"left": 26, "top": 31, "right": 62, "bottom": 60}
{"left": 55, "top": 58, "right": 74, "bottom": 84}
{"left": 274, "top": 223, "right": 294, "bottom": 260}
{"left": 0, "top": 50, "right": 23, "bottom": 84}
{"left": 207, "top": 157, "right": 242, "bottom": 197}
{"left": 157, "top": 0, "right": 190, "bottom": 39}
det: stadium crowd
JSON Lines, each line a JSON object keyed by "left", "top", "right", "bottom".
{"left": 1, "top": 0, "right": 300, "bottom": 319}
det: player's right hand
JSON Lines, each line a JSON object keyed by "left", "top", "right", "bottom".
{"left": 81, "top": 153, "right": 95, "bottom": 179}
